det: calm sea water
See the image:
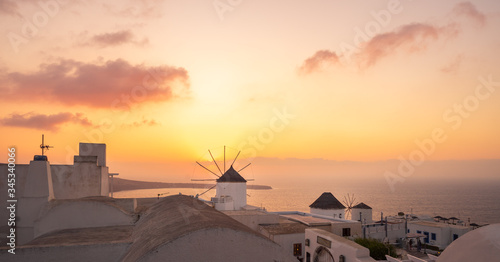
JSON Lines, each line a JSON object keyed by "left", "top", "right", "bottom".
{"left": 114, "top": 179, "right": 500, "bottom": 225}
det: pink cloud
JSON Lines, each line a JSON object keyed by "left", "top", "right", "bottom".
{"left": 0, "top": 112, "right": 93, "bottom": 131}
{"left": 453, "top": 2, "right": 486, "bottom": 27}
{"left": 0, "top": 59, "right": 189, "bottom": 109}
{"left": 299, "top": 50, "right": 341, "bottom": 74}
{"left": 0, "top": 0, "right": 20, "bottom": 17}
{"left": 86, "top": 30, "right": 149, "bottom": 48}
{"left": 358, "top": 23, "right": 459, "bottom": 68}
{"left": 440, "top": 54, "right": 463, "bottom": 74}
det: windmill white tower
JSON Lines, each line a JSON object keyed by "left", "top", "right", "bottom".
{"left": 192, "top": 146, "right": 253, "bottom": 211}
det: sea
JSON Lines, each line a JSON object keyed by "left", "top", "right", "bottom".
{"left": 114, "top": 178, "right": 500, "bottom": 225}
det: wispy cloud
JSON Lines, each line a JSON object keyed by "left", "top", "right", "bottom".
{"left": 299, "top": 50, "right": 340, "bottom": 74}
{"left": 103, "top": 0, "right": 165, "bottom": 19}
{"left": 358, "top": 23, "right": 459, "bottom": 68}
{"left": 453, "top": 1, "right": 486, "bottom": 27}
{"left": 0, "top": 112, "right": 93, "bottom": 131}
{"left": 83, "top": 30, "right": 149, "bottom": 48}
{"left": 0, "top": 0, "right": 20, "bottom": 17}
{"left": 440, "top": 54, "right": 463, "bottom": 74}
{"left": 299, "top": 2, "right": 485, "bottom": 74}
{"left": 0, "top": 59, "right": 190, "bottom": 109}
{"left": 122, "top": 118, "right": 160, "bottom": 128}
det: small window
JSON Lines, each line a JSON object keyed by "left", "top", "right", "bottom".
{"left": 417, "top": 230, "right": 422, "bottom": 234}
{"left": 305, "top": 239, "right": 310, "bottom": 247}
{"left": 453, "top": 234, "right": 459, "bottom": 241}
{"left": 339, "top": 213, "right": 342, "bottom": 219}
{"left": 293, "top": 243, "right": 302, "bottom": 256}
{"left": 342, "top": 227, "right": 351, "bottom": 237}
{"left": 431, "top": 233, "right": 436, "bottom": 241}
{"left": 306, "top": 252, "right": 311, "bottom": 262}
{"left": 407, "top": 229, "right": 410, "bottom": 233}
{"left": 424, "top": 232, "right": 429, "bottom": 243}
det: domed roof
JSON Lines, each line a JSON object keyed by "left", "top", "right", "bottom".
{"left": 216, "top": 166, "right": 247, "bottom": 182}
{"left": 309, "top": 192, "right": 346, "bottom": 210}
{"left": 437, "top": 224, "right": 500, "bottom": 262}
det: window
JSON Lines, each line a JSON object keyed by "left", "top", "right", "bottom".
{"left": 407, "top": 229, "right": 410, "bottom": 233}
{"left": 293, "top": 243, "right": 302, "bottom": 256}
{"left": 305, "top": 239, "right": 310, "bottom": 247}
{"left": 306, "top": 252, "right": 311, "bottom": 262}
{"left": 424, "top": 232, "right": 429, "bottom": 243}
{"left": 339, "top": 255, "right": 346, "bottom": 262}
{"left": 417, "top": 230, "right": 422, "bottom": 234}
{"left": 431, "top": 233, "right": 436, "bottom": 241}
{"left": 339, "top": 213, "right": 342, "bottom": 219}
{"left": 342, "top": 228, "right": 351, "bottom": 237}
{"left": 453, "top": 234, "right": 459, "bottom": 241}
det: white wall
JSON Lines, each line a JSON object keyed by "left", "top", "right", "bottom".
{"left": 273, "top": 233, "right": 305, "bottom": 260}
{"left": 408, "top": 222, "right": 470, "bottom": 249}
{"left": 215, "top": 182, "right": 247, "bottom": 210}
{"left": 305, "top": 228, "right": 376, "bottom": 262}
{"left": 352, "top": 208, "right": 373, "bottom": 224}
{"left": 134, "top": 228, "right": 296, "bottom": 262}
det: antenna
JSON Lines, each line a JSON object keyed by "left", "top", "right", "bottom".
{"left": 40, "top": 134, "right": 53, "bottom": 156}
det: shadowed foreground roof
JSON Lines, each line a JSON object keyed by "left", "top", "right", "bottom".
{"left": 216, "top": 165, "right": 247, "bottom": 182}
{"left": 309, "top": 192, "right": 346, "bottom": 210}
{"left": 26, "top": 225, "right": 133, "bottom": 246}
{"left": 121, "top": 195, "right": 261, "bottom": 262}
{"left": 437, "top": 223, "right": 500, "bottom": 262}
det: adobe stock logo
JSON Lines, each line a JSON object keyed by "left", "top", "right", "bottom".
{"left": 384, "top": 75, "right": 498, "bottom": 192}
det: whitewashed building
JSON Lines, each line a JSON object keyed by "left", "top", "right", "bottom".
{"left": 304, "top": 228, "right": 376, "bottom": 262}
{"left": 407, "top": 220, "right": 471, "bottom": 250}
{"left": 309, "top": 192, "right": 346, "bottom": 219}
{"left": 351, "top": 202, "right": 373, "bottom": 224}
{"left": 212, "top": 166, "right": 247, "bottom": 211}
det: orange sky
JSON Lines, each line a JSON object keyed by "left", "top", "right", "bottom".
{"left": 1, "top": 0, "right": 499, "bottom": 182}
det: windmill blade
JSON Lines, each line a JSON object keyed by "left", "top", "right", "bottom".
{"left": 246, "top": 179, "right": 255, "bottom": 181}
{"left": 196, "top": 161, "right": 220, "bottom": 178}
{"left": 191, "top": 179, "right": 217, "bottom": 181}
{"left": 208, "top": 150, "right": 224, "bottom": 176}
{"left": 199, "top": 184, "right": 216, "bottom": 197}
{"left": 231, "top": 150, "right": 241, "bottom": 167}
{"left": 238, "top": 163, "right": 251, "bottom": 172}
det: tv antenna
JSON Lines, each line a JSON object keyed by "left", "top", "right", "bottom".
{"left": 40, "top": 134, "right": 53, "bottom": 156}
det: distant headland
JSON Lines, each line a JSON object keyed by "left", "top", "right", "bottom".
{"left": 112, "top": 177, "right": 272, "bottom": 192}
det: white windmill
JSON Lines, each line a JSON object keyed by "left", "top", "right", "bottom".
{"left": 192, "top": 146, "right": 253, "bottom": 211}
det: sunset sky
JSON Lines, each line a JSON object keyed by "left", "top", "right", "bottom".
{"left": 1, "top": 0, "right": 499, "bottom": 184}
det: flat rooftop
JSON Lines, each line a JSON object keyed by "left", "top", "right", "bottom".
{"left": 281, "top": 214, "right": 332, "bottom": 226}
{"left": 410, "top": 220, "right": 469, "bottom": 229}
{"left": 260, "top": 222, "right": 308, "bottom": 235}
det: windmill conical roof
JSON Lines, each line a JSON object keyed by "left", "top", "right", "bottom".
{"left": 352, "top": 202, "right": 372, "bottom": 209}
{"left": 309, "top": 192, "right": 346, "bottom": 210}
{"left": 216, "top": 166, "right": 247, "bottom": 183}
